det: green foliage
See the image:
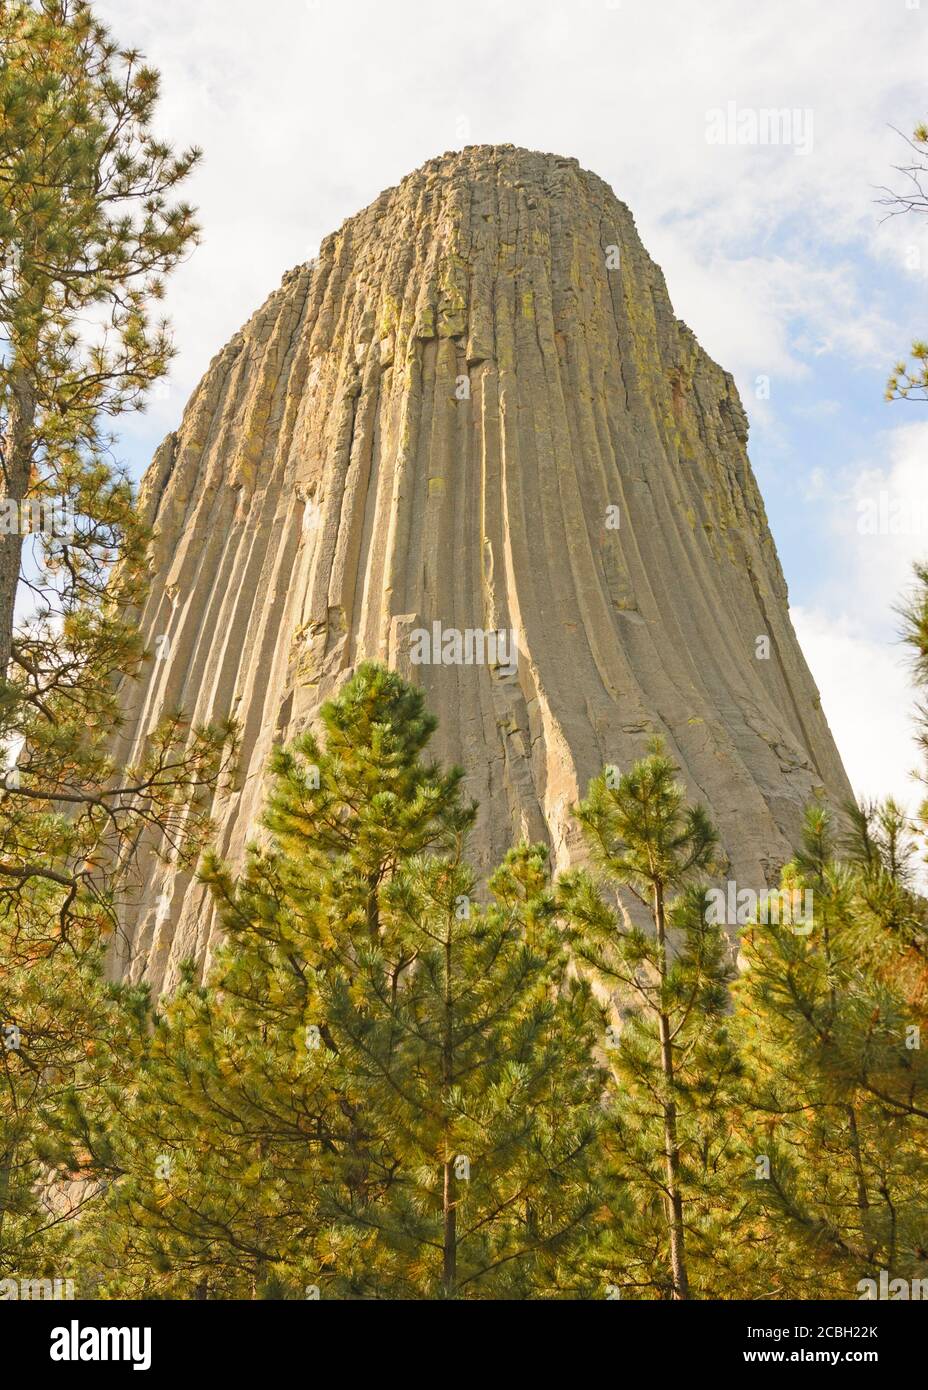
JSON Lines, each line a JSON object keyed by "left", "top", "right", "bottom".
{"left": 732, "top": 801, "right": 928, "bottom": 1298}
{"left": 0, "top": 0, "right": 231, "bottom": 924}
{"left": 0, "top": 0, "right": 200, "bottom": 435}
{"left": 65, "top": 662, "right": 928, "bottom": 1301}
{"left": 86, "top": 665, "right": 606, "bottom": 1299}
{"left": 561, "top": 740, "right": 747, "bottom": 1299}
{"left": 0, "top": 0, "right": 233, "bottom": 1290}
{"left": 0, "top": 0, "right": 202, "bottom": 676}
{"left": 0, "top": 894, "right": 149, "bottom": 1285}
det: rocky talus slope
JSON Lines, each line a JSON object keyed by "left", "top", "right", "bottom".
{"left": 112, "top": 145, "right": 851, "bottom": 990}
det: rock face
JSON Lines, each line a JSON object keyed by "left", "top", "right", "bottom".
{"left": 113, "top": 145, "right": 851, "bottom": 990}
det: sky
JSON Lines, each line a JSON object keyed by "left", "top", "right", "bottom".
{"left": 96, "top": 0, "right": 928, "bottom": 811}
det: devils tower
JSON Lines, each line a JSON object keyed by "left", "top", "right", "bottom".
{"left": 112, "top": 145, "right": 851, "bottom": 990}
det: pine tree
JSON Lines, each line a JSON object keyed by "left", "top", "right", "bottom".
{"left": 559, "top": 740, "right": 746, "bottom": 1299}
{"left": 0, "top": 0, "right": 200, "bottom": 671}
{"left": 87, "top": 664, "right": 605, "bottom": 1299}
{"left": 729, "top": 566, "right": 928, "bottom": 1297}
{"left": 0, "top": 2, "right": 234, "bottom": 1284}
{"left": 313, "top": 838, "right": 605, "bottom": 1299}
{"left": 0, "top": 0, "right": 229, "bottom": 923}
{"left": 0, "top": 880, "right": 149, "bottom": 1289}
{"left": 732, "top": 800, "right": 928, "bottom": 1298}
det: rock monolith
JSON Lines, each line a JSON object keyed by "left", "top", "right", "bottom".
{"left": 112, "top": 145, "right": 851, "bottom": 990}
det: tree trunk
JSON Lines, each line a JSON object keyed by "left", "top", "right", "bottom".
{"left": 0, "top": 365, "right": 36, "bottom": 678}
{"left": 442, "top": 1157, "right": 457, "bottom": 1298}
{"left": 0, "top": 1127, "right": 24, "bottom": 1263}
{"left": 0, "top": 1149, "right": 13, "bottom": 1257}
{"left": 441, "top": 925, "right": 456, "bottom": 1297}
{"left": 654, "top": 882, "right": 689, "bottom": 1300}
{"left": 366, "top": 869, "right": 380, "bottom": 942}
{"left": 846, "top": 1104, "right": 869, "bottom": 1215}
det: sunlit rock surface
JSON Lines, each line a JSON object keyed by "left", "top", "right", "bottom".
{"left": 112, "top": 145, "right": 851, "bottom": 990}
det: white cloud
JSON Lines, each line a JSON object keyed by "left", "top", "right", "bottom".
{"left": 641, "top": 246, "right": 898, "bottom": 395}
{"left": 793, "top": 605, "right": 918, "bottom": 808}
{"left": 793, "top": 420, "right": 928, "bottom": 809}
{"left": 816, "top": 420, "right": 928, "bottom": 632}
{"left": 91, "top": 0, "right": 928, "bottom": 409}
